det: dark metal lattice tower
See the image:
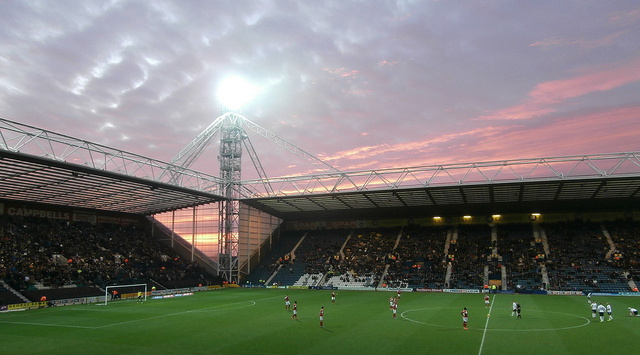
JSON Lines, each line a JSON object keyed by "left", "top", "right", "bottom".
{"left": 217, "top": 113, "right": 244, "bottom": 283}
{"left": 161, "top": 111, "right": 344, "bottom": 283}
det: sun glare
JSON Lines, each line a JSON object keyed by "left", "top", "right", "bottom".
{"left": 217, "top": 76, "right": 258, "bottom": 110}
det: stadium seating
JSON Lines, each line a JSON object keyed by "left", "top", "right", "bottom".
{"left": 0, "top": 215, "right": 220, "bottom": 302}
{"left": 243, "top": 232, "right": 303, "bottom": 286}
{"left": 245, "top": 220, "right": 636, "bottom": 293}
{"left": 4, "top": 212, "right": 638, "bottom": 304}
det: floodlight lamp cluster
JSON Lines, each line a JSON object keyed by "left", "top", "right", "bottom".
{"left": 431, "top": 213, "right": 542, "bottom": 223}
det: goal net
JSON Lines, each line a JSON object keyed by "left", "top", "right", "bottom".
{"left": 104, "top": 283, "right": 148, "bottom": 305}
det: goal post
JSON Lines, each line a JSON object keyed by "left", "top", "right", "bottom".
{"left": 104, "top": 283, "right": 148, "bottom": 305}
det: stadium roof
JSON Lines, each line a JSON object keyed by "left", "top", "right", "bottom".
{"left": 0, "top": 118, "right": 226, "bottom": 215}
{"left": 2, "top": 117, "right": 640, "bottom": 219}
{"left": 240, "top": 154, "right": 640, "bottom": 220}
{"left": 0, "top": 149, "right": 224, "bottom": 215}
{"left": 241, "top": 175, "right": 640, "bottom": 220}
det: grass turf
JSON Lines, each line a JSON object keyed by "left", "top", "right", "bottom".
{"left": 1, "top": 288, "right": 638, "bottom": 354}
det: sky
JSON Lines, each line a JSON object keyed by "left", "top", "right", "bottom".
{"left": 1, "top": 0, "right": 639, "bottom": 181}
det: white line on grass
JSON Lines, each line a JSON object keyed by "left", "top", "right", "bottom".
{"left": 0, "top": 298, "right": 263, "bottom": 329}
{"left": 95, "top": 300, "right": 257, "bottom": 328}
{"left": 401, "top": 306, "right": 469, "bottom": 328}
{"left": 486, "top": 310, "right": 591, "bottom": 332}
{"left": 477, "top": 293, "right": 495, "bottom": 355}
{"left": 0, "top": 320, "right": 96, "bottom": 329}
{"left": 401, "top": 306, "right": 591, "bottom": 332}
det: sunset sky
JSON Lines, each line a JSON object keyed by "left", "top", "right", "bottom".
{"left": 1, "top": 1, "right": 639, "bottom": 180}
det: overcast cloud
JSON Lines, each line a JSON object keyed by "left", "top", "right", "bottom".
{"left": 1, "top": 0, "right": 638, "bottom": 179}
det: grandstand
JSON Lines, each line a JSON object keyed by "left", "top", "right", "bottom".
{"left": 2, "top": 117, "right": 640, "bottom": 310}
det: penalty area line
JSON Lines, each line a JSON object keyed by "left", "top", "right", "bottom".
{"left": 95, "top": 300, "right": 257, "bottom": 329}
{"left": 1, "top": 300, "right": 259, "bottom": 330}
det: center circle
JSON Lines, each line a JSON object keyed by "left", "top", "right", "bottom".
{"left": 401, "top": 307, "right": 591, "bottom": 332}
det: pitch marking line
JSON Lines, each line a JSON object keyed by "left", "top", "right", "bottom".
{"left": 477, "top": 294, "right": 495, "bottom": 355}
{"left": 0, "top": 299, "right": 259, "bottom": 329}
{"left": 0, "top": 320, "right": 96, "bottom": 329}
{"left": 401, "top": 307, "right": 591, "bottom": 332}
{"left": 94, "top": 300, "right": 258, "bottom": 329}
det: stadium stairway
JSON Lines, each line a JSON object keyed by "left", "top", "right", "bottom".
{"left": 377, "top": 265, "right": 391, "bottom": 288}
{"left": 501, "top": 265, "right": 507, "bottom": 290}
{"left": 264, "top": 264, "right": 283, "bottom": 286}
{"left": 444, "top": 262, "right": 453, "bottom": 288}
{"left": 540, "top": 264, "right": 551, "bottom": 287}
{"left": 293, "top": 273, "right": 324, "bottom": 287}
{"left": 244, "top": 233, "right": 305, "bottom": 286}
{"left": 0, "top": 280, "right": 29, "bottom": 304}
{"left": 624, "top": 272, "right": 638, "bottom": 290}
{"left": 269, "top": 262, "right": 307, "bottom": 286}
{"left": 601, "top": 225, "right": 617, "bottom": 260}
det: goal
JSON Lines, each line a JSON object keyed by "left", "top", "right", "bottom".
{"left": 104, "top": 283, "right": 148, "bottom": 305}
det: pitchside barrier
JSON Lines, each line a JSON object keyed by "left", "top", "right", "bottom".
{"left": 6, "top": 301, "right": 48, "bottom": 311}
{"left": 1, "top": 285, "right": 225, "bottom": 311}
{"left": 4, "top": 286, "right": 639, "bottom": 312}
{"left": 248, "top": 283, "right": 640, "bottom": 296}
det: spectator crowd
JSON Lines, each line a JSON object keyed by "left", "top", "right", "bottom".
{"left": 247, "top": 220, "right": 638, "bottom": 293}
{"left": 0, "top": 215, "right": 218, "bottom": 299}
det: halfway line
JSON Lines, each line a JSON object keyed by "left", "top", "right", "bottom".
{"left": 478, "top": 293, "right": 495, "bottom": 355}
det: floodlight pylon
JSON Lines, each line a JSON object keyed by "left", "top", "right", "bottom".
{"left": 217, "top": 113, "right": 244, "bottom": 283}
{"left": 162, "top": 112, "right": 347, "bottom": 283}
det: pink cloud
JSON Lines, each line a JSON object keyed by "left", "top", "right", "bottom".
{"left": 531, "top": 59, "right": 640, "bottom": 102}
{"left": 470, "top": 106, "right": 640, "bottom": 161}
{"left": 529, "top": 30, "right": 629, "bottom": 50}
{"left": 378, "top": 60, "right": 399, "bottom": 66}
{"left": 324, "top": 126, "right": 508, "bottom": 168}
{"left": 609, "top": 8, "right": 640, "bottom": 25}
{"left": 480, "top": 58, "right": 640, "bottom": 120}
{"left": 319, "top": 105, "right": 640, "bottom": 175}
{"left": 322, "top": 67, "right": 361, "bottom": 78}
{"left": 529, "top": 37, "right": 579, "bottom": 48}
{"left": 479, "top": 104, "right": 555, "bottom": 121}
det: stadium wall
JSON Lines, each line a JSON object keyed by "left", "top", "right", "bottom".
{"left": 0, "top": 199, "right": 144, "bottom": 225}
{"left": 238, "top": 203, "right": 283, "bottom": 277}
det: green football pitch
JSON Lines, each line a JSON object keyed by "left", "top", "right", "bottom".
{"left": 1, "top": 288, "right": 638, "bottom": 354}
